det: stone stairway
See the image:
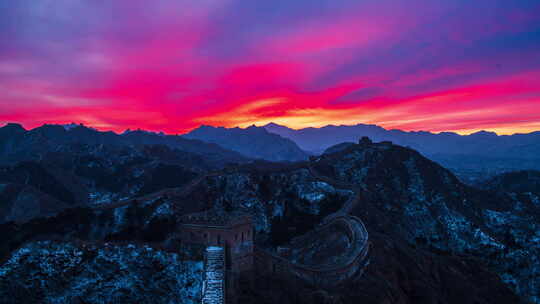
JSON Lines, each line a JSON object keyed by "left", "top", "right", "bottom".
{"left": 202, "top": 246, "right": 226, "bottom": 304}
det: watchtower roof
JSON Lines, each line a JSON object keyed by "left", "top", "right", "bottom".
{"left": 180, "top": 209, "right": 252, "bottom": 227}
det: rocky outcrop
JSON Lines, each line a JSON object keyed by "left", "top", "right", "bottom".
{"left": 0, "top": 241, "right": 203, "bottom": 304}
{"left": 314, "top": 140, "right": 540, "bottom": 303}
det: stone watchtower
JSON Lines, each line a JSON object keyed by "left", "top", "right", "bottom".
{"left": 180, "top": 209, "right": 254, "bottom": 303}
{"left": 358, "top": 136, "right": 372, "bottom": 145}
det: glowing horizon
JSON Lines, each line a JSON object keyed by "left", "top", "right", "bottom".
{"left": 5, "top": 120, "right": 540, "bottom": 137}
{"left": 1, "top": 0, "right": 540, "bottom": 135}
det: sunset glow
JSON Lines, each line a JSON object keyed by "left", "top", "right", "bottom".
{"left": 1, "top": 0, "right": 540, "bottom": 134}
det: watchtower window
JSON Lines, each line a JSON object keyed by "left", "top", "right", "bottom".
{"left": 217, "top": 234, "right": 222, "bottom": 245}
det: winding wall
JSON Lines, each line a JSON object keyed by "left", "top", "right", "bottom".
{"left": 254, "top": 215, "right": 369, "bottom": 286}
{"left": 94, "top": 162, "right": 370, "bottom": 288}
{"left": 253, "top": 164, "right": 370, "bottom": 287}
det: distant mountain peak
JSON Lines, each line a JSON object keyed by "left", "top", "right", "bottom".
{"left": 264, "top": 122, "right": 282, "bottom": 127}
{"left": 192, "top": 124, "right": 270, "bottom": 135}
{"left": 262, "top": 122, "right": 540, "bottom": 162}
{"left": 2, "top": 122, "right": 26, "bottom": 131}
{"left": 185, "top": 124, "right": 309, "bottom": 161}
{"left": 470, "top": 130, "right": 498, "bottom": 137}
{"left": 263, "top": 122, "right": 291, "bottom": 129}
{"left": 62, "top": 122, "right": 85, "bottom": 131}
{"left": 122, "top": 128, "right": 165, "bottom": 136}
{"left": 195, "top": 124, "right": 216, "bottom": 130}
{"left": 263, "top": 123, "right": 296, "bottom": 136}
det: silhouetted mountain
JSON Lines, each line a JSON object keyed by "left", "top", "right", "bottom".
{"left": 264, "top": 123, "right": 389, "bottom": 154}
{"left": 0, "top": 123, "right": 252, "bottom": 223}
{"left": 264, "top": 122, "right": 540, "bottom": 158}
{"left": 0, "top": 240, "right": 204, "bottom": 303}
{"left": 1, "top": 139, "right": 537, "bottom": 303}
{"left": 0, "top": 123, "right": 26, "bottom": 137}
{"left": 0, "top": 123, "right": 248, "bottom": 166}
{"left": 264, "top": 122, "right": 540, "bottom": 182}
{"left": 184, "top": 125, "right": 309, "bottom": 161}
{"left": 311, "top": 140, "right": 540, "bottom": 302}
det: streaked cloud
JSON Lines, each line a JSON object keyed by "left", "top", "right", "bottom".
{"left": 0, "top": 0, "right": 539, "bottom": 134}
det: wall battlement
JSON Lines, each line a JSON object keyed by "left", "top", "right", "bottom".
{"left": 178, "top": 158, "right": 371, "bottom": 303}
{"left": 180, "top": 210, "right": 252, "bottom": 228}
{"left": 180, "top": 209, "right": 254, "bottom": 304}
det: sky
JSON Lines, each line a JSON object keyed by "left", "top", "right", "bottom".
{"left": 1, "top": 0, "right": 540, "bottom": 135}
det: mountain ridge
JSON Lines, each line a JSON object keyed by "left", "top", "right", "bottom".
{"left": 263, "top": 122, "right": 540, "bottom": 153}
{"left": 264, "top": 122, "right": 540, "bottom": 137}
{"left": 184, "top": 124, "right": 309, "bottom": 162}
{"left": 0, "top": 137, "right": 535, "bottom": 303}
{"left": 0, "top": 122, "right": 249, "bottom": 165}
{"left": 263, "top": 122, "right": 540, "bottom": 182}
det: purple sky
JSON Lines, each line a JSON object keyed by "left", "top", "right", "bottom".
{"left": 1, "top": 0, "right": 540, "bottom": 134}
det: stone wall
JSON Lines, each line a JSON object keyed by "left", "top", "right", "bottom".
{"left": 253, "top": 215, "right": 369, "bottom": 287}
{"left": 180, "top": 220, "right": 254, "bottom": 274}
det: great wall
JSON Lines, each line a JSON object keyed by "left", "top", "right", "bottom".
{"left": 254, "top": 214, "right": 369, "bottom": 287}
{"left": 93, "top": 152, "right": 371, "bottom": 304}
{"left": 251, "top": 162, "right": 369, "bottom": 286}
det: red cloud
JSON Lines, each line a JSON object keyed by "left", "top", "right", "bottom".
{"left": 1, "top": 1, "right": 540, "bottom": 135}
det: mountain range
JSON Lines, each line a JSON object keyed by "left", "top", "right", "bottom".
{"left": 4, "top": 121, "right": 540, "bottom": 184}
{"left": 263, "top": 122, "right": 540, "bottom": 182}
{"left": 0, "top": 123, "right": 248, "bottom": 166}
{"left": 184, "top": 125, "right": 308, "bottom": 161}
{"left": 3, "top": 122, "right": 540, "bottom": 184}
{"left": 0, "top": 123, "right": 253, "bottom": 223}
{"left": 1, "top": 134, "right": 538, "bottom": 303}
